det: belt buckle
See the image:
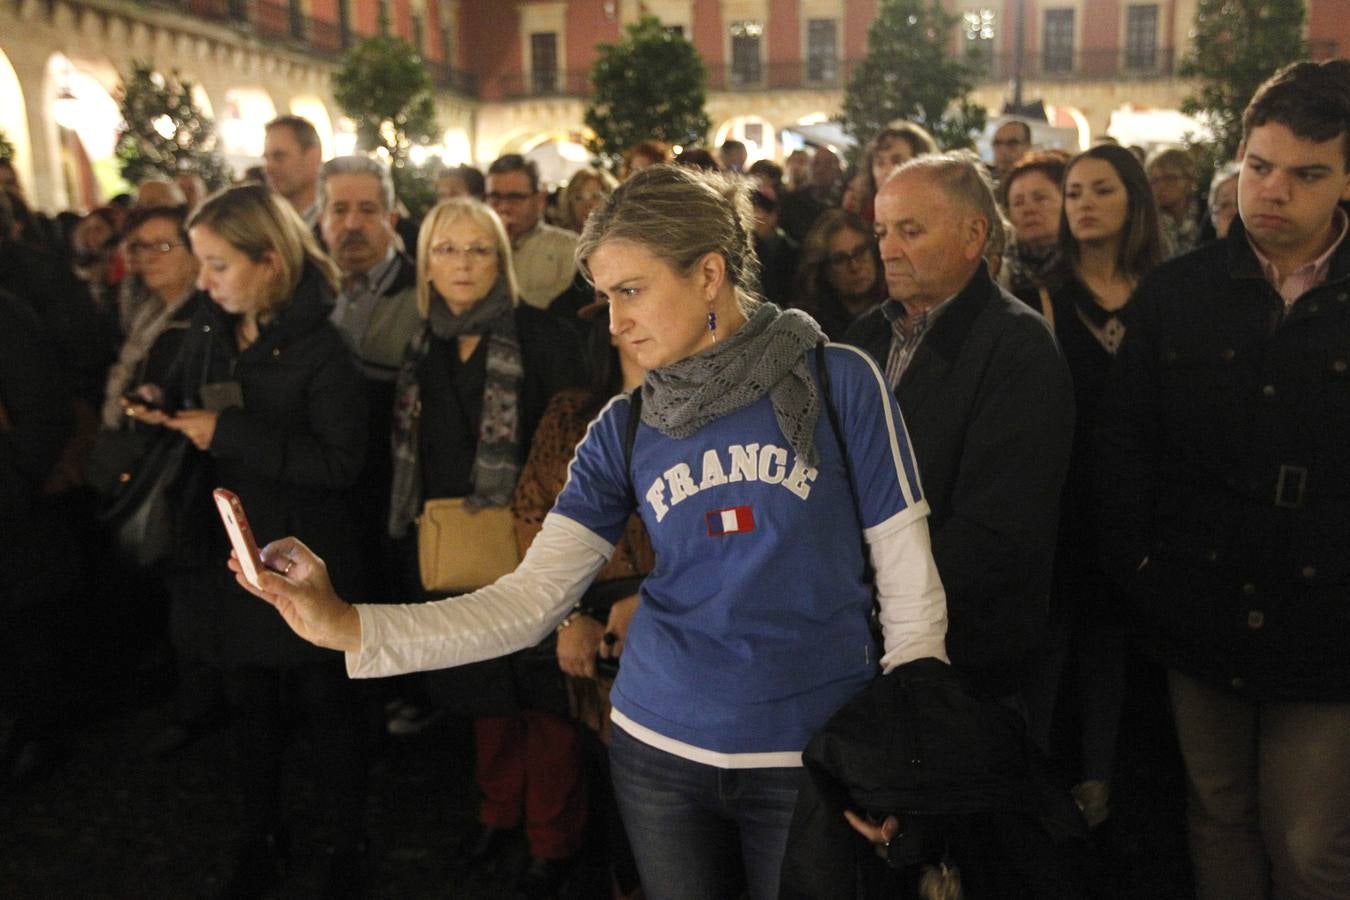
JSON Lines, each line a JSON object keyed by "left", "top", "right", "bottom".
{"left": 1275, "top": 464, "right": 1307, "bottom": 509}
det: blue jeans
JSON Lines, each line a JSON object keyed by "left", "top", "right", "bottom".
{"left": 609, "top": 725, "right": 802, "bottom": 900}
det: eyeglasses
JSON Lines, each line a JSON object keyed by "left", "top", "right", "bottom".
{"left": 1149, "top": 173, "right": 1186, "bottom": 185}
{"left": 992, "top": 138, "right": 1028, "bottom": 148}
{"left": 126, "top": 240, "right": 186, "bottom": 256}
{"left": 486, "top": 191, "right": 533, "bottom": 205}
{"left": 826, "top": 243, "right": 874, "bottom": 269}
{"left": 430, "top": 242, "right": 496, "bottom": 262}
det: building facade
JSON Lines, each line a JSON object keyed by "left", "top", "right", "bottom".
{"left": 2, "top": 0, "right": 1345, "bottom": 210}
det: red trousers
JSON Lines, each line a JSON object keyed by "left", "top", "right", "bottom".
{"left": 475, "top": 710, "right": 587, "bottom": 859}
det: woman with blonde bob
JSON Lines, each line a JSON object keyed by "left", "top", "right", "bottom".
{"left": 231, "top": 166, "right": 948, "bottom": 900}
{"left": 125, "top": 183, "right": 370, "bottom": 896}
{"left": 390, "top": 197, "right": 587, "bottom": 892}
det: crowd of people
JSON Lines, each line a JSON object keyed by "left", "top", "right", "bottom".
{"left": 2, "top": 57, "right": 1348, "bottom": 900}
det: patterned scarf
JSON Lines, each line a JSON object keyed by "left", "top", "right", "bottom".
{"left": 99, "top": 286, "right": 194, "bottom": 429}
{"left": 1006, "top": 241, "right": 1062, "bottom": 296}
{"left": 388, "top": 278, "right": 524, "bottom": 538}
{"left": 642, "top": 303, "right": 826, "bottom": 467}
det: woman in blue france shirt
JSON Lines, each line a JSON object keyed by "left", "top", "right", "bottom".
{"left": 231, "top": 164, "right": 949, "bottom": 900}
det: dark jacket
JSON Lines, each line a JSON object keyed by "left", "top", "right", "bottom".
{"left": 1021, "top": 276, "right": 1125, "bottom": 618}
{"left": 1096, "top": 217, "right": 1350, "bottom": 701}
{"left": 842, "top": 264, "right": 1075, "bottom": 698}
{"left": 0, "top": 241, "right": 118, "bottom": 408}
{"left": 0, "top": 287, "right": 74, "bottom": 612}
{"left": 338, "top": 253, "right": 420, "bottom": 604}
{"left": 781, "top": 658, "right": 1083, "bottom": 900}
{"left": 416, "top": 304, "right": 587, "bottom": 501}
{"left": 167, "top": 263, "right": 366, "bottom": 668}
{"left": 415, "top": 303, "right": 586, "bottom": 715}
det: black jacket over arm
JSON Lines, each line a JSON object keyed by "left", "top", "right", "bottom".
{"left": 843, "top": 264, "right": 1075, "bottom": 698}
{"left": 1096, "top": 218, "right": 1350, "bottom": 701}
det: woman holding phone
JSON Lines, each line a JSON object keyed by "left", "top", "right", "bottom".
{"left": 231, "top": 165, "right": 949, "bottom": 900}
{"left": 126, "top": 184, "right": 368, "bottom": 896}
{"left": 99, "top": 204, "right": 215, "bottom": 757}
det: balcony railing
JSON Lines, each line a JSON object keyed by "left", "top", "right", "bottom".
{"left": 968, "top": 47, "right": 1178, "bottom": 81}
{"left": 144, "top": 0, "right": 475, "bottom": 97}
{"left": 705, "top": 60, "right": 865, "bottom": 91}
{"left": 487, "top": 70, "right": 594, "bottom": 101}
{"left": 697, "top": 49, "right": 1188, "bottom": 91}
{"left": 427, "top": 61, "right": 479, "bottom": 98}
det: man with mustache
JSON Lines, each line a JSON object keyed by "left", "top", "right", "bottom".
{"left": 320, "top": 156, "right": 422, "bottom": 609}
{"left": 1098, "top": 59, "right": 1350, "bottom": 900}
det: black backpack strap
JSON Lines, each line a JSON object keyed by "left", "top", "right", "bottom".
{"left": 815, "top": 342, "right": 847, "bottom": 482}
{"left": 816, "top": 342, "right": 879, "bottom": 616}
{"left": 815, "top": 341, "right": 860, "bottom": 525}
{"left": 623, "top": 386, "right": 642, "bottom": 478}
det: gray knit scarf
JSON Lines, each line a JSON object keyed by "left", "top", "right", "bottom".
{"left": 642, "top": 303, "right": 826, "bottom": 466}
{"left": 388, "top": 278, "right": 523, "bottom": 538}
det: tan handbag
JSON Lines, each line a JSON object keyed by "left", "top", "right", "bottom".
{"left": 416, "top": 498, "right": 522, "bottom": 593}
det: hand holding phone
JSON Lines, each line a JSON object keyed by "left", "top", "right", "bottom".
{"left": 122, "top": 390, "right": 163, "bottom": 412}
{"left": 214, "top": 488, "right": 263, "bottom": 588}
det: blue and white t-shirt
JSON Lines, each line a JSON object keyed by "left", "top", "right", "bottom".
{"left": 552, "top": 344, "right": 928, "bottom": 767}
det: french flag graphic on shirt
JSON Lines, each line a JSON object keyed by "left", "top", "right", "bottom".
{"left": 707, "top": 505, "right": 755, "bottom": 536}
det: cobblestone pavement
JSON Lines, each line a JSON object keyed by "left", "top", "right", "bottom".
{"left": 2, "top": 646, "right": 1193, "bottom": 899}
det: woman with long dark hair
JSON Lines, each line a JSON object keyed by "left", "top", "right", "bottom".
{"left": 1027, "top": 144, "right": 1164, "bottom": 829}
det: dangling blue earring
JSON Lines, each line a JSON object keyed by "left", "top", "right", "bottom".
{"left": 707, "top": 309, "right": 718, "bottom": 342}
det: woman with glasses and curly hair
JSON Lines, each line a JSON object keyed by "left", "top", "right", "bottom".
{"left": 791, "top": 209, "right": 886, "bottom": 340}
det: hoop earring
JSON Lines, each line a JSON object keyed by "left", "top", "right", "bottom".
{"left": 707, "top": 309, "right": 718, "bottom": 342}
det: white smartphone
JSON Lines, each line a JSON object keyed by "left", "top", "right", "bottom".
{"left": 213, "top": 488, "right": 263, "bottom": 588}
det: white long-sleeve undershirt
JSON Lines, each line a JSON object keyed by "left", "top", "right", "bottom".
{"left": 346, "top": 508, "right": 947, "bottom": 679}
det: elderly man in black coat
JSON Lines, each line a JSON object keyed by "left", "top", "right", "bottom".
{"left": 842, "top": 155, "right": 1074, "bottom": 704}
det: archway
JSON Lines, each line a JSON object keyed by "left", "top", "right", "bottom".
{"left": 440, "top": 128, "right": 473, "bottom": 167}
{"left": 191, "top": 83, "right": 215, "bottom": 121}
{"left": 45, "top": 53, "right": 123, "bottom": 209}
{"left": 713, "top": 115, "right": 778, "bottom": 164}
{"left": 219, "top": 87, "right": 277, "bottom": 173}
{"left": 332, "top": 117, "right": 359, "bottom": 157}
{"left": 780, "top": 112, "right": 852, "bottom": 158}
{"left": 519, "top": 130, "right": 592, "bottom": 188}
{"left": 0, "top": 48, "right": 32, "bottom": 195}
{"left": 290, "top": 95, "right": 335, "bottom": 158}
{"left": 1105, "top": 104, "right": 1209, "bottom": 155}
